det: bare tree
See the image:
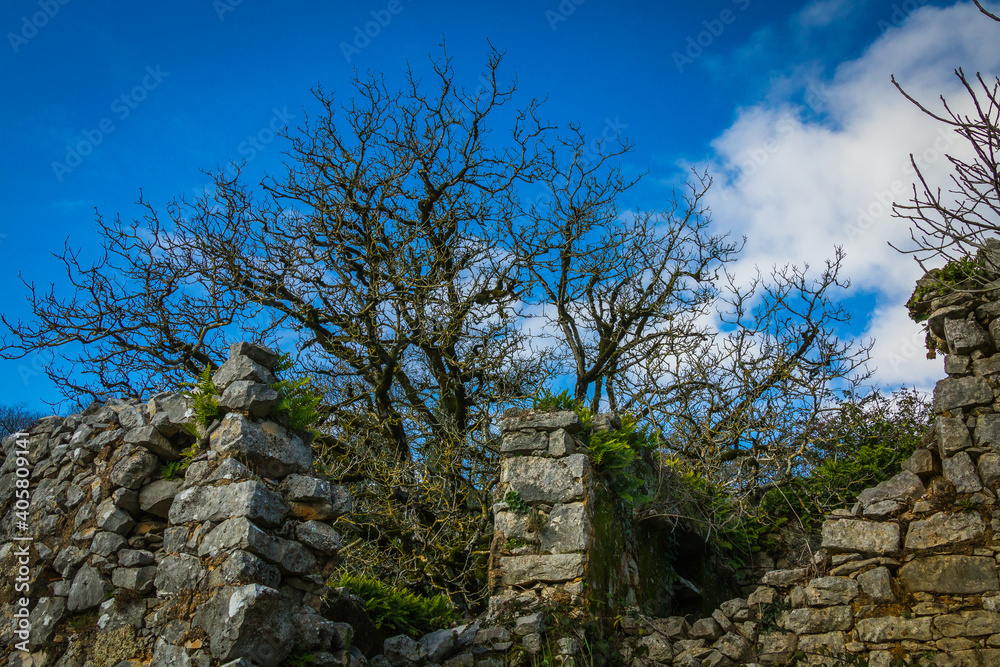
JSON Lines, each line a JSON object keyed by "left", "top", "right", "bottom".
{"left": 890, "top": 1, "right": 1000, "bottom": 270}
{"left": 0, "top": 403, "right": 46, "bottom": 439}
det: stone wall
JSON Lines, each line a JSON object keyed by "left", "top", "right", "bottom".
{"left": 1, "top": 343, "right": 354, "bottom": 667}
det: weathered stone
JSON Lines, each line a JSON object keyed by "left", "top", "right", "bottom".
{"left": 803, "top": 577, "right": 859, "bottom": 607}
{"left": 539, "top": 502, "right": 591, "bottom": 554}
{"left": 169, "top": 480, "right": 289, "bottom": 527}
{"left": 905, "top": 511, "right": 985, "bottom": 549}
{"left": 296, "top": 520, "right": 343, "bottom": 553}
{"left": 650, "top": 616, "right": 691, "bottom": 639}
{"left": 53, "top": 545, "right": 88, "bottom": 577}
{"left": 229, "top": 341, "right": 281, "bottom": 368}
{"left": 110, "top": 449, "right": 159, "bottom": 489}
{"left": 498, "top": 554, "right": 586, "bottom": 586}
{"left": 854, "top": 616, "right": 933, "bottom": 642}
{"left": 89, "top": 531, "right": 126, "bottom": 557}
{"left": 937, "top": 416, "right": 973, "bottom": 456}
{"left": 856, "top": 566, "right": 896, "bottom": 603}
{"left": 210, "top": 413, "right": 311, "bottom": 478}
{"left": 199, "top": 517, "right": 317, "bottom": 575}
{"left": 945, "top": 317, "right": 991, "bottom": 355}
{"left": 500, "top": 409, "right": 583, "bottom": 433}
{"left": 820, "top": 519, "right": 899, "bottom": 555}
{"left": 112, "top": 487, "right": 140, "bottom": 515}
{"left": 944, "top": 451, "right": 983, "bottom": 493}
{"left": 147, "top": 392, "right": 195, "bottom": 438}
{"left": 690, "top": 617, "right": 723, "bottom": 640}
{"left": 150, "top": 638, "right": 191, "bottom": 667}
{"left": 193, "top": 584, "right": 294, "bottom": 666}
{"left": 754, "top": 632, "right": 797, "bottom": 665}
{"left": 637, "top": 634, "right": 673, "bottom": 662}
{"left": 903, "top": 449, "right": 941, "bottom": 477}
{"left": 139, "top": 479, "right": 183, "bottom": 518}
{"left": 384, "top": 634, "right": 427, "bottom": 667}
{"left": 213, "top": 354, "right": 277, "bottom": 392}
{"left": 929, "top": 305, "right": 970, "bottom": 337}
{"left": 95, "top": 497, "right": 135, "bottom": 535}
{"left": 899, "top": 555, "right": 999, "bottom": 594}
{"left": 548, "top": 428, "right": 576, "bottom": 457}
{"left": 857, "top": 470, "right": 925, "bottom": 507}
{"left": 112, "top": 565, "right": 157, "bottom": 593}
{"left": 981, "top": 452, "right": 1000, "bottom": 487}
{"left": 501, "top": 431, "right": 548, "bottom": 454}
{"left": 28, "top": 597, "right": 66, "bottom": 645}
{"left": 219, "top": 380, "right": 281, "bottom": 418}
{"left": 155, "top": 554, "right": 206, "bottom": 594}
{"left": 934, "top": 376, "right": 993, "bottom": 412}
{"left": 282, "top": 475, "right": 352, "bottom": 520}
{"left": 209, "top": 549, "right": 282, "bottom": 589}
{"left": 713, "top": 631, "right": 750, "bottom": 661}
{"left": 977, "top": 413, "right": 1000, "bottom": 449}
{"left": 118, "top": 549, "right": 155, "bottom": 567}
{"left": 125, "top": 425, "right": 180, "bottom": 460}
{"left": 975, "top": 354, "right": 1000, "bottom": 376}
{"left": 208, "top": 456, "right": 254, "bottom": 483}
{"left": 778, "top": 606, "right": 852, "bottom": 634}
{"left": 945, "top": 353, "right": 971, "bottom": 375}
{"left": 934, "top": 610, "right": 1000, "bottom": 637}
{"left": 67, "top": 565, "right": 112, "bottom": 611}
{"left": 500, "top": 454, "right": 589, "bottom": 504}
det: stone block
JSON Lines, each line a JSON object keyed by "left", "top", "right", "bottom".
{"left": 934, "top": 610, "right": 1000, "bottom": 637}
{"left": 857, "top": 470, "right": 924, "bottom": 507}
{"left": 67, "top": 565, "right": 111, "bottom": 611}
{"left": 945, "top": 317, "right": 991, "bottom": 355}
{"left": 199, "top": 517, "right": 317, "bottom": 575}
{"left": 854, "top": 616, "right": 933, "bottom": 642}
{"left": 213, "top": 355, "right": 277, "bottom": 392}
{"left": 820, "top": 519, "right": 899, "bottom": 555}
{"left": 210, "top": 413, "right": 311, "bottom": 478}
{"left": 500, "top": 454, "right": 590, "bottom": 504}
{"left": 901, "top": 448, "right": 940, "bottom": 476}
{"left": 169, "top": 480, "right": 289, "bottom": 528}
{"left": 977, "top": 413, "right": 1000, "bottom": 449}
{"left": 110, "top": 450, "right": 159, "bottom": 489}
{"left": 981, "top": 452, "right": 1000, "bottom": 487}
{"left": 499, "top": 409, "right": 583, "bottom": 433}
{"left": 296, "top": 520, "right": 342, "bottom": 553}
{"left": 219, "top": 380, "right": 281, "bottom": 418}
{"left": 229, "top": 342, "right": 281, "bottom": 369}
{"left": 905, "top": 511, "right": 985, "bottom": 550}
{"left": 539, "top": 502, "right": 591, "bottom": 554}
{"left": 498, "top": 554, "right": 585, "bottom": 586}
{"left": 934, "top": 376, "right": 993, "bottom": 413}
{"left": 944, "top": 451, "right": 983, "bottom": 493}
{"left": 778, "top": 606, "right": 852, "bottom": 634}
{"left": 803, "top": 577, "right": 859, "bottom": 607}
{"left": 856, "top": 566, "right": 895, "bottom": 603}
{"left": 501, "top": 431, "right": 548, "bottom": 455}
{"left": 899, "top": 555, "right": 999, "bottom": 594}
{"left": 154, "top": 554, "right": 206, "bottom": 594}
{"left": 937, "top": 416, "right": 973, "bottom": 456}
{"left": 125, "top": 425, "right": 180, "bottom": 460}
{"left": 139, "top": 479, "right": 183, "bottom": 518}
{"left": 548, "top": 429, "right": 576, "bottom": 457}
{"left": 192, "top": 584, "right": 294, "bottom": 666}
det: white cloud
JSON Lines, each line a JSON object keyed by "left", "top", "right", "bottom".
{"left": 703, "top": 1, "right": 1000, "bottom": 390}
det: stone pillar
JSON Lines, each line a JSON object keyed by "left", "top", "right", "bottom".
{"left": 488, "top": 408, "right": 594, "bottom": 622}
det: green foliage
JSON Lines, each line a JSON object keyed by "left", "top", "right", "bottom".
{"left": 179, "top": 365, "right": 220, "bottom": 427}
{"left": 907, "top": 255, "right": 992, "bottom": 321}
{"left": 505, "top": 490, "right": 529, "bottom": 514}
{"left": 532, "top": 388, "right": 593, "bottom": 429}
{"left": 159, "top": 444, "right": 198, "bottom": 481}
{"left": 584, "top": 414, "right": 657, "bottom": 503}
{"left": 283, "top": 649, "right": 316, "bottom": 667}
{"left": 334, "top": 572, "right": 455, "bottom": 638}
{"left": 271, "top": 354, "right": 324, "bottom": 433}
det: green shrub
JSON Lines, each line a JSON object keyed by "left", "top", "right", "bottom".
{"left": 907, "top": 255, "right": 992, "bottom": 321}
{"left": 334, "top": 573, "right": 455, "bottom": 638}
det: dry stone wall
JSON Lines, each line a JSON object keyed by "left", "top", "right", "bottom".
{"left": 0, "top": 343, "right": 355, "bottom": 667}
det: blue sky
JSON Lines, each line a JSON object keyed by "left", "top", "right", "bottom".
{"left": 1, "top": 0, "right": 998, "bottom": 411}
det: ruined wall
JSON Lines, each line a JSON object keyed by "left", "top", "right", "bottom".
{"left": 1, "top": 343, "right": 354, "bottom": 667}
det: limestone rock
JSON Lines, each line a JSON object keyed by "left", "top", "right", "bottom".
{"left": 499, "top": 409, "right": 583, "bottom": 433}
{"left": 95, "top": 497, "right": 135, "bottom": 535}
{"left": 110, "top": 449, "right": 159, "bottom": 489}
{"left": 944, "top": 451, "right": 983, "bottom": 493}
{"left": 977, "top": 413, "right": 1000, "bottom": 449}
{"left": 778, "top": 606, "right": 852, "bottom": 634}
{"left": 945, "top": 317, "right": 991, "bottom": 355}
{"left": 210, "top": 413, "right": 311, "bottom": 478}
{"left": 820, "top": 519, "right": 899, "bottom": 555}
{"left": 937, "top": 416, "right": 973, "bottom": 456}
{"left": 125, "top": 425, "right": 180, "bottom": 460}
{"left": 905, "top": 511, "right": 985, "bottom": 550}
{"left": 500, "top": 454, "right": 590, "bottom": 504}
{"left": 28, "top": 597, "right": 66, "bottom": 645}
{"left": 169, "top": 480, "right": 289, "bottom": 527}
{"left": 501, "top": 431, "right": 548, "bottom": 455}
{"left": 899, "top": 555, "right": 999, "bottom": 594}
{"left": 112, "top": 565, "right": 157, "bottom": 593}
{"left": 854, "top": 616, "right": 933, "bottom": 642}
{"left": 230, "top": 341, "right": 281, "bottom": 369}
{"left": 856, "top": 470, "right": 924, "bottom": 507}
{"left": 384, "top": 634, "right": 426, "bottom": 667}
{"left": 219, "top": 380, "right": 280, "bottom": 418}
{"left": 147, "top": 392, "right": 195, "bottom": 438}
{"left": 213, "top": 354, "right": 277, "bottom": 392}
{"left": 934, "top": 610, "right": 1000, "bottom": 637}
{"left": 981, "top": 452, "right": 1000, "bottom": 487}
{"left": 901, "top": 448, "right": 940, "bottom": 476}
{"left": 296, "top": 520, "right": 343, "bottom": 553}
{"left": 282, "top": 474, "right": 352, "bottom": 520}
{"left": 803, "top": 577, "right": 859, "bottom": 607}
{"left": 539, "top": 502, "right": 591, "bottom": 554}
{"left": 154, "top": 553, "right": 206, "bottom": 594}
{"left": 139, "top": 479, "right": 183, "bottom": 518}
{"left": 857, "top": 566, "right": 895, "bottom": 603}
{"left": 67, "top": 565, "right": 112, "bottom": 611}
{"left": 934, "top": 376, "right": 993, "bottom": 412}
{"left": 193, "top": 584, "right": 294, "bottom": 666}
{"left": 498, "top": 554, "right": 586, "bottom": 586}
{"left": 209, "top": 549, "right": 282, "bottom": 589}
{"left": 199, "top": 517, "right": 317, "bottom": 575}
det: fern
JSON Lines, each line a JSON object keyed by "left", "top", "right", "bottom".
{"left": 334, "top": 573, "right": 454, "bottom": 638}
{"left": 179, "top": 365, "right": 220, "bottom": 427}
